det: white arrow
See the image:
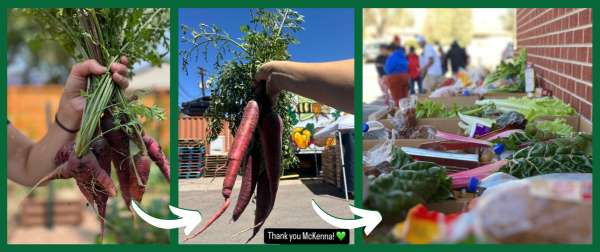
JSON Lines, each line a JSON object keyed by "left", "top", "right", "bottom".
{"left": 311, "top": 199, "right": 382, "bottom": 235}
{"left": 131, "top": 199, "right": 202, "bottom": 235}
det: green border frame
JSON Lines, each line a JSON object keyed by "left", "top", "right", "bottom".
{"left": 1, "top": 4, "right": 599, "bottom": 249}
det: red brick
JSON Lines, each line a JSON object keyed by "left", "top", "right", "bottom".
{"left": 562, "top": 17, "right": 570, "bottom": 31}
{"left": 586, "top": 85, "right": 593, "bottom": 103}
{"left": 563, "top": 92, "right": 572, "bottom": 105}
{"left": 553, "top": 8, "right": 559, "bottom": 19}
{"left": 577, "top": 47, "right": 588, "bottom": 62}
{"left": 558, "top": 8, "right": 566, "bottom": 16}
{"left": 570, "top": 13, "right": 579, "bottom": 28}
{"left": 557, "top": 61, "right": 564, "bottom": 73}
{"left": 572, "top": 98, "right": 580, "bottom": 112}
{"left": 572, "top": 64, "right": 582, "bottom": 79}
{"left": 564, "top": 63, "right": 572, "bottom": 75}
{"left": 554, "top": 34, "right": 559, "bottom": 45}
{"left": 589, "top": 48, "right": 593, "bottom": 63}
{"left": 560, "top": 76, "right": 567, "bottom": 88}
{"left": 566, "top": 78, "right": 576, "bottom": 93}
{"left": 579, "top": 9, "right": 591, "bottom": 25}
{"left": 565, "top": 31, "right": 573, "bottom": 44}
{"left": 568, "top": 47, "right": 577, "bottom": 61}
{"left": 558, "top": 33, "right": 564, "bottom": 45}
{"left": 561, "top": 48, "right": 569, "bottom": 59}
{"left": 582, "top": 66, "right": 592, "bottom": 83}
{"left": 556, "top": 88, "right": 564, "bottom": 100}
{"left": 580, "top": 102, "right": 592, "bottom": 120}
{"left": 573, "top": 29, "right": 583, "bottom": 43}
{"left": 555, "top": 48, "right": 561, "bottom": 58}
{"left": 576, "top": 82, "right": 587, "bottom": 98}
{"left": 583, "top": 27, "right": 592, "bottom": 44}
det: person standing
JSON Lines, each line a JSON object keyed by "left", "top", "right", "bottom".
{"left": 438, "top": 45, "right": 447, "bottom": 76}
{"left": 375, "top": 44, "right": 391, "bottom": 110}
{"left": 384, "top": 43, "right": 409, "bottom": 107}
{"left": 445, "top": 39, "right": 468, "bottom": 75}
{"left": 407, "top": 46, "right": 423, "bottom": 95}
{"left": 417, "top": 36, "right": 443, "bottom": 92}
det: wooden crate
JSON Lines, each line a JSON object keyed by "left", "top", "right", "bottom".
{"left": 204, "top": 154, "right": 228, "bottom": 177}
{"left": 178, "top": 139, "right": 204, "bottom": 148}
{"left": 321, "top": 148, "right": 338, "bottom": 186}
{"left": 19, "top": 198, "right": 84, "bottom": 227}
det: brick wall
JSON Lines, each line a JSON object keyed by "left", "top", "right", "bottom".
{"left": 515, "top": 8, "right": 593, "bottom": 121}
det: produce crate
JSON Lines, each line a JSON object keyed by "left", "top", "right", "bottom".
{"left": 204, "top": 154, "right": 228, "bottom": 177}
{"left": 321, "top": 148, "right": 339, "bottom": 186}
{"left": 178, "top": 162, "right": 206, "bottom": 170}
{"left": 178, "top": 145, "right": 207, "bottom": 177}
{"left": 179, "top": 171, "right": 205, "bottom": 179}
{"left": 178, "top": 139, "right": 204, "bottom": 148}
{"left": 179, "top": 147, "right": 206, "bottom": 154}
{"left": 19, "top": 198, "right": 84, "bottom": 227}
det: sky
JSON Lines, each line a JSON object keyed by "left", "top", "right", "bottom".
{"left": 177, "top": 8, "right": 355, "bottom": 106}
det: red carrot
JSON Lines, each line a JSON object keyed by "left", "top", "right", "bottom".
{"left": 234, "top": 112, "right": 283, "bottom": 242}
{"left": 100, "top": 114, "right": 136, "bottom": 224}
{"left": 246, "top": 171, "right": 271, "bottom": 243}
{"left": 54, "top": 141, "right": 75, "bottom": 166}
{"left": 89, "top": 136, "right": 112, "bottom": 244}
{"left": 232, "top": 142, "right": 262, "bottom": 222}
{"left": 130, "top": 153, "right": 151, "bottom": 203}
{"left": 143, "top": 134, "right": 170, "bottom": 182}
{"left": 183, "top": 100, "right": 259, "bottom": 242}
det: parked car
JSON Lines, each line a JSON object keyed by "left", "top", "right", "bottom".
{"left": 502, "top": 42, "right": 514, "bottom": 60}
{"left": 363, "top": 41, "right": 384, "bottom": 63}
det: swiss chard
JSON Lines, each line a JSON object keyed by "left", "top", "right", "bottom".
{"left": 499, "top": 143, "right": 593, "bottom": 178}
{"left": 366, "top": 146, "right": 453, "bottom": 215}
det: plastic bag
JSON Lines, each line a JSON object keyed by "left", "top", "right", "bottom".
{"left": 390, "top": 96, "right": 438, "bottom": 139}
{"left": 390, "top": 96, "right": 417, "bottom": 133}
{"left": 448, "top": 173, "right": 592, "bottom": 244}
{"left": 363, "top": 129, "right": 398, "bottom": 166}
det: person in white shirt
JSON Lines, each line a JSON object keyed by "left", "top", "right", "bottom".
{"left": 416, "top": 36, "right": 443, "bottom": 92}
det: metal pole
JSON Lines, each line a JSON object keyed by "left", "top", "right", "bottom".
{"left": 314, "top": 150, "right": 319, "bottom": 178}
{"left": 337, "top": 132, "right": 348, "bottom": 201}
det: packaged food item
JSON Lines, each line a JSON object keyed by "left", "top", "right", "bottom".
{"left": 393, "top": 204, "right": 462, "bottom": 244}
{"left": 449, "top": 173, "right": 593, "bottom": 244}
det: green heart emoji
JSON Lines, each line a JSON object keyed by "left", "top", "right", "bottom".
{"left": 336, "top": 231, "right": 346, "bottom": 241}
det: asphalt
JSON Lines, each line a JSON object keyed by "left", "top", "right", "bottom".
{"left": 178, "top": 177, "right": 355, "bottom": 244}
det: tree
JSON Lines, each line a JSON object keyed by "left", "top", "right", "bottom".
{"left": 363, "top": 8, "right": 414, "bottom": 39}
{"left": 180, "top": 8, "right": 304, "bottom": 171}
{"left": 423, "top": 8, "right": 473, "bottom": 46}
{"left": 7, "top": 8, "right": 74, "bottom": 84}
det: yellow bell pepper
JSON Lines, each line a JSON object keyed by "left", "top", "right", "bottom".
{"left": 292, "top": 128, "right": 311, "bottom": 149}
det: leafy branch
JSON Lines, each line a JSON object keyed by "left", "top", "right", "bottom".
{"left": 179, "top": 8, "right": 305, "bottom": 171}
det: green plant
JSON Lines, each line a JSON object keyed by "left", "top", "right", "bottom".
{"left": 18, "top": 8, "right": 169, "bottom": 157}
{"left": 180, "top": 8, "right": 305, "bottom": 171}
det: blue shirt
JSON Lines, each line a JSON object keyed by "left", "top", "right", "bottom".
{"left": 384, "top": 49, "right": 409, "bottom": 75}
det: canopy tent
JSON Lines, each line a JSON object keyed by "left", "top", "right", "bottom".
{"left": 314, "top": 114, "right": 355, "bottom": 201}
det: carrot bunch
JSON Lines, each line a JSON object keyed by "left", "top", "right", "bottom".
{"left": 183, "top": 82, "right": 283, "bottom": 243}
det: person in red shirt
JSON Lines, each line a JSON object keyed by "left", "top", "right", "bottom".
{"left": 407, "top": 46, "right": 423, "bottom": 95}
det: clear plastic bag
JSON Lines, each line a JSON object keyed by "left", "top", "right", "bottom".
{"left": 390, "top": 96, "right": 417, "bottom": 133}
{"left": 448, "top": 173, "right": 593, "bottom": 244}
{"left": 362, "top": 129, "right": 397, "bottom": 166}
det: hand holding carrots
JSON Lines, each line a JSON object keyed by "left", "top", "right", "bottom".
{"left": 252, "top": 59, "right": 355, "bottom": 114}
{"left": 57, "top": 56, "right": 130, "bottom": 130}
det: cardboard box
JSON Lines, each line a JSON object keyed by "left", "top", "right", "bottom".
{"left": 483, "top": 92, "right": 529, "bottom": 99}
{"left": 377, "top": 118, "right": 463, "bottom": 136}
{"left": 424, "top": 198, "right": 473, "bottom": 215}
{"left": 376, "top": 96, "right": 481, "bottom": 121}
{"left": 579, "top": 116, "right": 592, "bottom": 133}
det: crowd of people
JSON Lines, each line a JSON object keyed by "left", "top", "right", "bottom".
{"left": 375, "top": 35, "right": 469, "bottom": 110}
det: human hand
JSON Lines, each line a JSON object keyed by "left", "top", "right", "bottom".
{"left": 57, "top": 56, "right": 130, "bottom": 130}
{"left": 251, "top": 61, "right": 295, "bottom": 108}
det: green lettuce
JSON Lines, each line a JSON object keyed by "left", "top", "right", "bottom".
{"left": 476, "top": 97, "right": 576, "bottom": 122}
{"left": 499, "top": 143, "right": 593, "bottom": 178}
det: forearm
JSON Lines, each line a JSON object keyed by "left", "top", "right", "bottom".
{"left": 7, "top": 111, "right": 77, "bottom": 187}
{"left": 274, "top": 59, "right": 355, "bottom": 113}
